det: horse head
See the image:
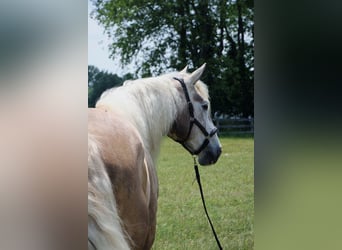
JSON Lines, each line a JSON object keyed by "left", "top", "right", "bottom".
{"left": 168, "top": 63, "right": 222, "bottom": 165}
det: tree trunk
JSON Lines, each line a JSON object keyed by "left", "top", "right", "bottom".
{"left": 177, "top": 0, "right": 189, "bottom": 68}
{"left": 237, "top": 0, "right": 251, "bottom": 117}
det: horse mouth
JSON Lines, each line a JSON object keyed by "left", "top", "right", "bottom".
{"left": 198, "top": 146, "right": 222, "bottom": 166}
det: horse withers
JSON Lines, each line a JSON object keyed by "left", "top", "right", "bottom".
{"left": 88, "top": 63, "right": 221, "bottom": 249}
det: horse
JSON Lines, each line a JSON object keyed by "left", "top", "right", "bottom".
{"left": 88, "top": 63, "right": 222, "bottom": 250}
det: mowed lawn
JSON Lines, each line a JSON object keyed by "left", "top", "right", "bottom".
{"left": 152, "top": 136, "right": 254, "bottom": 250}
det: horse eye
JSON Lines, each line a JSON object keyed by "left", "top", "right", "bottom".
{"left": 202, "top": 103, "right": 209, "bottom": 111}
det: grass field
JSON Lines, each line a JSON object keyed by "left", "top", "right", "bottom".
{"left": 152, "top": 135, "right": 254, "bottom": 250}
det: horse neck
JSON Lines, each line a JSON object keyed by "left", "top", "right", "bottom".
{"left": 126, "top": 80, "right": 181, "bottom": 162}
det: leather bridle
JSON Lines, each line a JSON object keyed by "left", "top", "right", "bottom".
{"left": 173, "top": 77, "right": 218, "bottom": 155}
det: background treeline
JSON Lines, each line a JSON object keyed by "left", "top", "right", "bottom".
{"left": 88, "top": 65, "right": 133, "bottom": 107}
{"left": 89, "top": 0, "right": 254, "bottom": 117}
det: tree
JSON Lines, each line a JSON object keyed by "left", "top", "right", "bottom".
{"left": 88, "top": 65, "right": 132, "bottom": 107}
{"left": 90, "top": 0, "right": 254, "bottom": 117}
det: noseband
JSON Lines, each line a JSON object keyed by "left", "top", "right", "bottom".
{"left": 173, "top": 77, "right": 218, "bottom": 155}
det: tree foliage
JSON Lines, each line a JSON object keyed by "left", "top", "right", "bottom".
{"left": 88, "top": 65, "right": 132, "bottom": 107}
{"left": 91, "top": 0, "right": 254, "bottom": 116}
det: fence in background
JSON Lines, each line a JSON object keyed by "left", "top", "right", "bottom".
{"left": 214, "top": 117, "right": 254, "bottom": 135}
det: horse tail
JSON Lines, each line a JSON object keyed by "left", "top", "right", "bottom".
{"left": 88, "top": 135, "right": 131, "bottom": 250}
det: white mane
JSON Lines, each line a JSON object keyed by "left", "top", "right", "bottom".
{"left": 95, "top": 71, "right": 209, "bottom": 162}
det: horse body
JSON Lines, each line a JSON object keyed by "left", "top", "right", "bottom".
{"left": 88, "top": 108, "right": 157, "bottom": 249}
{"left": 88, "top": 133, "right": 131, "bottom": 250}
{"left": 88, "top": 64, "right": 221, "bottom": 249}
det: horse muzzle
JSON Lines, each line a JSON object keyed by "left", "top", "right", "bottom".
{"left": 198, "top": 144, "right": 222, "bottom": 166}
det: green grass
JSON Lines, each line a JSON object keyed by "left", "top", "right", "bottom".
{"left": 152, "top": 136, "right": 254, "bottom": 250}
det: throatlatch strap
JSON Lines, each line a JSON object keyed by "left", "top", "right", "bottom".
{"left": 193, "top": 157, "right": 223, "bottom": 250}
{"left": 88, "top": 238, "right": 97, "bottom": 250}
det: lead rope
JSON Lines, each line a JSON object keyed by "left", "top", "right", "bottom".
{"left": 193, "top": 156, "right": 223, "bottom": 250}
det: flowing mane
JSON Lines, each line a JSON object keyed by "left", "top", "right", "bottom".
{"left": 95, "top": 71, "right": 209, "bottom": 162}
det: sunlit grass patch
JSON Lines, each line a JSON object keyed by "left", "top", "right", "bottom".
{"left": 152, "top": 136, "right": 254, "bottom": 250}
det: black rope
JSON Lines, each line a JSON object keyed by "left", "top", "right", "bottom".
{"left": 193, "top": 156, "right": 223, "bottom": 250}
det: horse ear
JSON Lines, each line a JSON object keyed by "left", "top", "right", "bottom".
{"left": 180, "top": 65, "right": 188, "bottom": 73}
{"left": 189, "top": 63, "right": 206, "bottom": 85}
